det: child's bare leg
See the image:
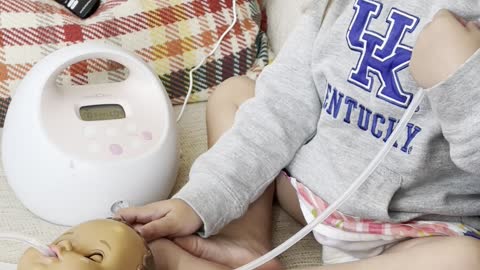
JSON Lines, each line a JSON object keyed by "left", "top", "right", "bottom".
{"left": 296, "top": 236, "right": 480, "bottom": 270}
{"left": 149, "top": 238, "right": 229, "bottom": 270}
{"left": 205, "top": 76, "right": 256, "bottom": 148}
{"left": 175, "top": 76, "right": 281, "bottom": 270}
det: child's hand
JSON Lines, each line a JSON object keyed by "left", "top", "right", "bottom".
{"left": 410, "top": 9, "right": 480, "bottom": 89}
{"left": 116, "top": 199, "right": 203, "bottom": 241}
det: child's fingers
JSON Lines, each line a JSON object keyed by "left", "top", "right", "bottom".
{"left": 115, "top": 206, "right": 149, "bottom": 224}
{"left": 116, "top": 202, "right": 169, "bottom": 225}
{"left": 138, "top": 217, "right": 177, "bottom": 241}
{"left": 133, "top": 224, "right": 143, "bottom": 232}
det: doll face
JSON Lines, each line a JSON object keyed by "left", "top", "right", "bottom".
{"left": 18, "top": 219, "right": 150, "bottom": 270}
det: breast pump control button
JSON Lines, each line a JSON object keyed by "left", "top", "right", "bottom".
{"left": 109, "top": 144, "right": 123, "bottom": 155}
{"left": 83, "top": 127, "right": 96, "bottom": 138}
{"left": 142, "top": 131, "right": 153, "bottom": 141}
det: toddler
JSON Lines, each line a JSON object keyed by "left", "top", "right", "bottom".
{"left": 119, "top": 0, "right": 480, "bottom": 269}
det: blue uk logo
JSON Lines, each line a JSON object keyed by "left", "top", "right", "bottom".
{"left": 346, "top": 0, "right": 419, "bottom": 108}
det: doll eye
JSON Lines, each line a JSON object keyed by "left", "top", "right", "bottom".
{"left": 86, "top": 252, "right": 104, "bottom": 263}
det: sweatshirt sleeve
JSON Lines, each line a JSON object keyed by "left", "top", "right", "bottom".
{"left": 173, "top": 1, "right": 327, "bottom": 237}
{"left": 426, "top": 49, "right": 480, "bottom": 175}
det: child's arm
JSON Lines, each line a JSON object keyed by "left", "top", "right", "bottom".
{"left": 410, "top": 9, "right": 480, "bottom": 174}
{"left": 173, "top": 1, "right": 328, "bottom": 237}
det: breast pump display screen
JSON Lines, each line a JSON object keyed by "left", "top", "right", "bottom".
{"left": 79, "top": 104, "right": 126, "bottom": 121}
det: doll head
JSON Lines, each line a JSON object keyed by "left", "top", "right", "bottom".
{"left": 17, "top": 219, "right": 154, "bottom": 270}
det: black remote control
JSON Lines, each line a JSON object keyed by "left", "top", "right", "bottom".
{"left": 55, "top": 0, "right": 100, "bottom": 19}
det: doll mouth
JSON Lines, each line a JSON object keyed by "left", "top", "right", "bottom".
{"left": 32, "top": 246, "right": 59, "bottom": 266}
{"left": 47, "top": 245, "right": 60, "bottom": 258}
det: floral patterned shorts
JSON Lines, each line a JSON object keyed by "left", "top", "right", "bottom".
{"left": 283, "top": 172, "right": 480, "bottom": 264}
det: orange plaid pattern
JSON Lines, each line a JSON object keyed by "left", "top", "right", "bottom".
{"left": 0, "top": 0, "right": 270, "bottom": 126}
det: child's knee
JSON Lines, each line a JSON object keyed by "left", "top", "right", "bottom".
{"left": 208, "top": 76, "right": 255, "bottom": 108}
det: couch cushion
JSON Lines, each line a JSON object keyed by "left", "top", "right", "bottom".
{"left": 264, "top": 0, "right": 313, "bottom": 54}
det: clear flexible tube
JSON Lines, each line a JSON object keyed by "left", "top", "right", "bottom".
{"left": 0, "top": 233, "right": 55, "bottom": 257}
{"left": 234, "top": 89, "right": 427, "bottom": 270}
{"left": 176, "top": 0, "right": 238, "bottom": 122}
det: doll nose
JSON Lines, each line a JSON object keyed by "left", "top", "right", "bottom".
{"left": 57, "top": 240, "right": 73, "bottom": 252}
{"left": 50, "top": 240, "right": 73, "bottom": 258}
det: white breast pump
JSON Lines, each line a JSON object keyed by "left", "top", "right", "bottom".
{"left": 2, "top": 43, "right": 179, "bottom": 226}
{"left": 0, "top": 0, "right": 241, "bottom": 260}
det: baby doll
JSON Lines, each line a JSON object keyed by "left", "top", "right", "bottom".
{"left": 17, "top": 219, "right": 155, "bottom": 270}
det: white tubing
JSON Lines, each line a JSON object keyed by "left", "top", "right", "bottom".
{"left": 176, "top": 0, "right": 238, "bottom": 122}
{"left": 234, "top": 89, "right": 426, "bottom": 270}
{"left": 0, "top": 233, "right": 55, "bottom": 257}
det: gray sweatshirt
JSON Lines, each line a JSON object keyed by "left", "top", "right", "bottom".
{"left": 175, "top": 0, "right": 480, "bottom": 237}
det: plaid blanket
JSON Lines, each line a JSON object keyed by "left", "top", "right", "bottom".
{"left": 0, "top": 0, "right": 270, "bottom": 126}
